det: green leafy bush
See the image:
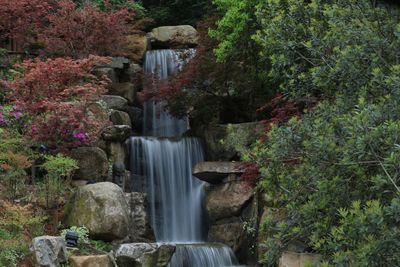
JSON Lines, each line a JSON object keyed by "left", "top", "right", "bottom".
{"left": 40, "top": 154, "right": 78, "bottom": 209}
{"left": 254, "top": 97, "right": 400, "bottom": 265}
{"left": 230, "top": 0, "right": 400, "bottom": 265}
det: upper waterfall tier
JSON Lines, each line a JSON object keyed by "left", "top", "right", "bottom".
{"left": 143, "top": 49, "right": 195, "bottom": 137}
{"left": 144, "top": 49, "right": 195, "bottom": 80}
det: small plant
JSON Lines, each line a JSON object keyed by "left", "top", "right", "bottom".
{"left": 40, "top": 154, "right": 78, "bottom": 209}
{"left": 90, "top": 239, "right": 113, "bottom": 252}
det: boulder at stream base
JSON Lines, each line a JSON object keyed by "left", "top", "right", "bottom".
{"left": 69, "top": 147, "right": 108, "bottom": 181}
{"left": 66, "top": 182, "right": 130, "bottom": 241}
{"left": 148, "top": 25, "right": 198, "bottom": 48}
{"left": 69, "top": 255, "right": 113, "bottom": 267}
{"left": 31, "top": 236, "right": 67, "bottom": 267}
{"left": 206, "top": 181, "right": 253, "bottom": 221}
{"left": 192, "top": 161, "right": 243, "bottom": 184}
{"left": 278, "top": 252, "right": 322, "bottom": 267}
{"left": 116, "top": 243, "right": 176, "bottom": 267}
{"left": 208, "top": 219, "right": 246, "bottom": 253}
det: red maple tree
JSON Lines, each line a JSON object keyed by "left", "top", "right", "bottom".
{"left": 5, "top": 56, "right": 111, "bottom": 149}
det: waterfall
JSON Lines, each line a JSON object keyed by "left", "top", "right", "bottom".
{"left": 130, "top": 49, "right": 242, "bottom": 267}
{"left": 143, "top": 49, "right": 195, "bottom": 137}
{"left": 169, "top": 244, "right": 244, "bottom": 267}
{"left": 129, "top": 137, "right": 205, "bottom": 242}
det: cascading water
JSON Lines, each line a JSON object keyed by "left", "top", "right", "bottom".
{"left": 143, "top": 49, "right": 195, "bottom": 137}
{"left": 130, "top": 49, "right": 242, "bottom": 267}
{"left": 130, "top": 137, "right": 204, "bottom": 242}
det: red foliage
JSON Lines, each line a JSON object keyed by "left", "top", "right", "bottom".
{"left": 236, "top": 94, "right": 301, "bottom": 187}
{"left": 0, "top": 0, "right": 56, "bottom": 43}
{"left": 235, "top": 161, "right": 260, "bottom": 188}
{"left": 5, "top": 56, "right": 111, "bottom": 149}
{"left": 257, "top": 93, "right": 301, "bottom": 141}
{"left": 40, "top": 0, "right": 130, "bottom": 58}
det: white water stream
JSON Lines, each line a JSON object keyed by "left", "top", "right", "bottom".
{"left": 130, "top": 49, "right": 242, "bottom": 266}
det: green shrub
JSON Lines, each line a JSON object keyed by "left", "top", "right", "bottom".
{"left": 253, "top": 97, "right": 400, "bottom": 265}
{"left": 40, "top": 154, "right": 78, "bottom": 209}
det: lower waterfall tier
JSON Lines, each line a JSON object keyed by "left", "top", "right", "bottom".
{"left": 168, "top": 243, "right": 245, "bottom": 267}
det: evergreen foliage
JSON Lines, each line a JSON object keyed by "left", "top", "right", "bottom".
{"left": 238, "top": 1, "right": 400, "bottom": 265}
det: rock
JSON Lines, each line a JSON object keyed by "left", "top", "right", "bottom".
{"left": 101, "top": 95, "right": 128, "bottom": 111}
{"left": 208, "top": 219, "right": 246, "bottom": 253}
{"left": 125, "top": 193, "right": 155, "bottom": 242}
{"left": 106, "top": 142, "right": 127, "bottom": 164}
{"left": 110, "top": 110, "right": 132, "bottom": 127}
{"left": 124, "top": 34, "right": 149, "bottom": 63}
{"left": 112, "top": 162, "right": 129, "bottom": 190}
{"left": 200, "top": 124, "right": 236, "bottom": 161}
{"left": 278, "top": 252, "right": 321, "bottom": 267}
{"left": 69, "top": 255, "right": 113, "bottom": 267}
{"left": 66, "top": 182, "right": 130, "bottom": 241}
{"left": 109, "top": 82, "right": 136, "bottom": 105}
{"left": 116, "top": 243, "right": 175, "bottom": 267}
{"left": 87, "top": 101, "right": 109, "bottom": 122}
{"left": 102, "top": 125, "right": 132, "bottom": 142}
{"left": 206, "top": 181, "right": 253, "bottom": 221}
{"left": 126, "top": 106, "right": 143, "bottom": 132}
{"left": 192, "top": 161, "right": 243, "bottom": 184}
{"left": 31, "top": 236, "right": 67, "bottom": 267}
{"left": 70, "top": 180, "right": 89, "bottom": 188}
{"left": 148, "top": 25, "right": 198, "bottom": 48}
{"left": 69, "top": 147, "right": 108, "bottom": 181}
{"left": 111, "top": 57, "right": 130, "bottom": 69}
{"left": 93, "top": 67, "right": 118, "bottom": 84}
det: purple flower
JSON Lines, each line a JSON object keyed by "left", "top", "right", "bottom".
{"left": 11, "top": 111, "right": 23, "bottom": 120}
{"left": 73, "top": 132, "right": 89, "bottom": 143}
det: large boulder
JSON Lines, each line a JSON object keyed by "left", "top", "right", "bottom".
{"left": 69, "top": 147, "right": 108, "bottom": 181}
{"left": 31, "top": 236, "right": 67, "bottom": 267}
{"left": 125, "top": 193, "right": 155, "bottom": 242}
{"left": 116, "top": 243, "right": 175, "bottom": 267}
{"left": 66, "top": 182, "right": 130, "bottom": 241}
{"left": 124, "top": 34, "right": 149, "bottom": 63}
{"left": 102, "top": 125, "right": 132, "bottom": 142}
{"left": 101, "top": 95, "right": 128, "bottom": 111}
{"left": 69, "top": 255, "right": 113, "bottom": 267}
{"left": 192, "top": 161, "right": 243, "bottom": 184}
{"left": 278, "top": 252, "right": 321, "bottom": 267}
{"left": 206, "top": 181, "right": 253, "bottom": 221}
{"left": 109, "top": 83, "right": 136, "bottom": 105}
{"left": 110, "top": 110, "right": 132, "bottom": 127}
{"left": 148, "top": 25, "right": 198, "bottom": 48}
{"left": 208, "top": 219, "right": 246, "bottom": 253}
